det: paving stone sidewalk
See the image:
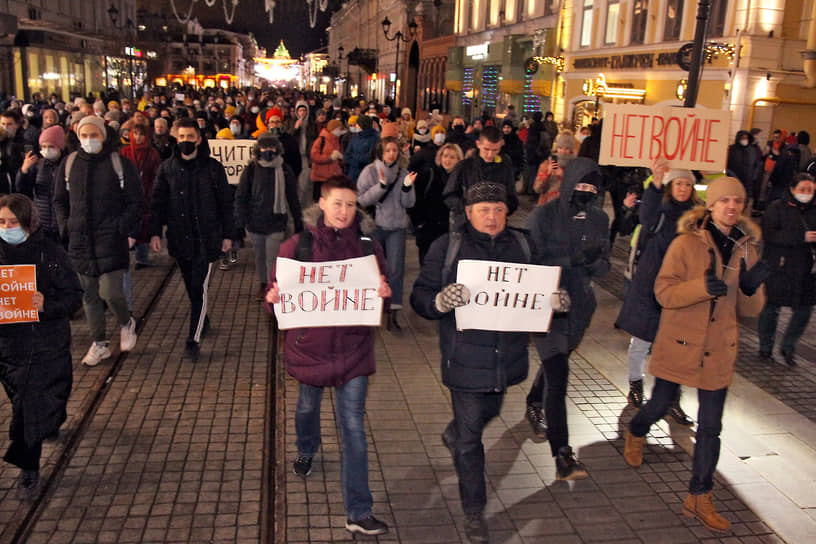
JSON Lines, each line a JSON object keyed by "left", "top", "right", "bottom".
{"left": 18, "top": 250, "right": 272, "bottom": 543}
{"left": 0, "top": 256, "right": 173, "bottom": 543}
{"left": 280, "top": 242, "right": 785, "bottom": 543}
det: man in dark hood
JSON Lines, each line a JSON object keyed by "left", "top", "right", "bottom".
{"left": 525, "top": 157, "right": 610, "bottom": 481}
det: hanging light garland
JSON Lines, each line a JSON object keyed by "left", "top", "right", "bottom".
{"left": 306, "top": 0, "right": 330, "bottom": 29}
{"left": 170, "top": 0, "right": 239, "bottom": 25}
{"left": 265, "top": 0, "right": 276, "bottom": 23}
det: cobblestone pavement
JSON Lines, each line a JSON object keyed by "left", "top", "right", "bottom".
{"left": 0, "top": 255, "right": 174, "bottom": 543}
{"left": 6, "top": 250, "right": 273, "bottom": 543}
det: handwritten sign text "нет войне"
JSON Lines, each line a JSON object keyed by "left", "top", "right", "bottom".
{"left": 599, "top": 104, "right": 730, "bottom": 171}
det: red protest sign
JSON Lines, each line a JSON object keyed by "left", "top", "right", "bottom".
{"left": 599, "top": 104, "right": 730, "bottom": 171}
{"left": 0, "top": 265, "right": 39, "bottom": 324}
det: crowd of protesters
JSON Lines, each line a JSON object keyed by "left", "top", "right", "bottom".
{"left": 0, "top": 85, "right": 814, "bottom": 541}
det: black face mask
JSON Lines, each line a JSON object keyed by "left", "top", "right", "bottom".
{"left": 259, "top": 150, "right": 279, "bottom": 162}
{"left": 453, "top": 125, "right": 465, "bottom": 134}
{"left": 178, "top": 141, "right": 197, "bottom": 156}
{"left": 571, "top": 190, "right": 596, "bottom": 210}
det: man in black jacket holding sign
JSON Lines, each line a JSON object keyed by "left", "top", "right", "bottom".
{"left": 149, "top": 118, "right": 234, "bottom": 361}
{"left": 411, "top": 181, "right": 566, "bottom": 543}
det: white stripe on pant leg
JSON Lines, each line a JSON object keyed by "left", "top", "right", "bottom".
{"left": 193, "top": 262, "right": 213, "bottom": 343}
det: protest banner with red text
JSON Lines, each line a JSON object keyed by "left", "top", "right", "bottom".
{"left": 0, "top": 265, "right": 39, "bottom": 324}
{"left": 273, "top": 255, "right": 383, "bottom": 330}
{"left": 599, "top": 104, "right": 730, "bottom": 170}
{"left": 454, "top": 260, "right": 561, "bottom": 332}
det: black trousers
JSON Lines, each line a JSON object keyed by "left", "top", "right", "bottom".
{"left": 526, "top": 352, "right": 570, "bottom": 457}
{"left": 176, "top": 253, "right": 213, "bottom": 343}
{"left": 3, "top": 407, "right": 43, "bottom": 471}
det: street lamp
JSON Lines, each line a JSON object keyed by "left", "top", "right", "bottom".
{"left": 381, "top": 16, "right": 417, "bottom": 103}
{"left": 108, "top": 4, "right": 137, "bottom": 101}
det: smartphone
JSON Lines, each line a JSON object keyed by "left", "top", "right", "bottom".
{"left": 23, "top": 144, "right": 33, "bottom": 154}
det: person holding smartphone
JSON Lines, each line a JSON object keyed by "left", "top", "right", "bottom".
{"left": 533, "top": 131, "right": 576, "bottom": 205}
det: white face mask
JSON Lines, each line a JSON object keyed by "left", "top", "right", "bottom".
{"left": 349, "top": 126, "right": 361, "bottom": 133}
{"left": 41, "top": 147, "right": 60, "bottom": 161}
{"left": 794, "top": 192, "right": 813, "bottom": 204}
{"left": 739, "top": 139, "right": 749, "bottom": 147}
{"left": 578, "top": 134, "right": 588, "bottom": 143}
{"left": 332, "top": 128, "right": 345, "bottom": 137}
{"left": 80, "top": 138, "right": 102, "bottom": 154}
{"left": 433, "top": 133, "right": 445, "bottom": 145}
{"left": 230, "top": 124, "right": 241, "bottom": 136}
{"left": 417, "top": 128, "right": 428, "bottom": 135}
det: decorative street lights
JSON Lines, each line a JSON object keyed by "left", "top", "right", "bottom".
{"left": 381, "top": 16, "right": 417, "bottom": 103}
{"left": 108, "top": 4, "right": 137, "bottom": 101}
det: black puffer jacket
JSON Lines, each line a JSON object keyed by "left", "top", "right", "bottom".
{"left": 15, "top": 156, "right": 62, "bottom": 236}
{"left": 761, "top": 190, "right": 816, "bottom": 307}
{"left": 726, "top": 130, "right": 761, "bottom": 197}
{"left": 410, "top": 223, "right": 533, "bottom": 392}
{"left": 615, "top": 184, "right": 695, "bottom": 341}
{"left": 528, "top": 157, "right": 610, "bottom": 357}
{"left": 234, "top": 160, "right": 303, "bottom": 235}
{"left": 149, "top": 139, "right": 234, "bottom": 262}
{"left": 53, "top": 140, "right": 145, "bottom": 277}
{"left": 0, "top": 230, "right": 83, "bottom": 446}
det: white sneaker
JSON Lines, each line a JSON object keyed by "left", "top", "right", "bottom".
{"left": 120, "top": 317, "right": 138, "bottom": 352}
{"left": 82, "top": 341, "right": 112, "bottom": 367}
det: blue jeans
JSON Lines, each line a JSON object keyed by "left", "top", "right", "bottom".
{"left": 757, "top": 303, "right": 813, "bottom": 355}
{"left": 372, "top": 227, "right": 406, "bottom": 307}
{"left": 444, "top": 389, "right": 504, "bottom": 515}
{"left": 629, "top": 378, "right": 727, "bottom": 494}
{"left": 295, "top": 376, "right": 372, "bottom": 521}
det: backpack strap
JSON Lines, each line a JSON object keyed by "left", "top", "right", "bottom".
{"left": 442, "top": 231, "right": 463, "bottom": 281}
{"left": 508, "top": 229, "right": 532, "bottom": 262}
{"left": 63, "top": 151, "right": 78, "bottom": 191}
{"left": 295, "top": 229, "right": 314, "bottom": 261}
{"left": 110, "top": 152, "right": 125, "bottom": 190}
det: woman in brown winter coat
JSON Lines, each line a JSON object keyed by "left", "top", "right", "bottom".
{"left": 623, "top": 177, "right": 768, "bottom": 533}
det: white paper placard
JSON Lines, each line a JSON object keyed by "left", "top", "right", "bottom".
{"left": 208, "top": 139, "right": 256, "bottom": 185}
{"left": 454, "top": 260, "right": 561, "bottom": 332}
{"left": 598, "top": 103, "right": 730, "bottom": 171}
{"left": 273, "top": 255, "right": 383, "bottom": 330}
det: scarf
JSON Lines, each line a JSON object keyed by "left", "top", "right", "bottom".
{"left": 257, "top": 155, "right": 287, "bottom": 215}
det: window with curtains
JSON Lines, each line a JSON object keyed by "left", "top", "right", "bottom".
{"left": 580, "top": 0, "right": 594, "bottom": 47}
{"left": 605, "top": 0, "right": 620, "bottom": 45}
{"left": 663, "top": 0, "right": 683, "bottom": 41}
{"left": 630, "top": 0, "right": 648, "bottom": 44}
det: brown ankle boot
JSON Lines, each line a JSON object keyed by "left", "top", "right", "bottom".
{"left": 623, "top": 430, "right": 644, "bottom": 467}
{"left": 682, "top": 492, "right": 731, "bottom": 532}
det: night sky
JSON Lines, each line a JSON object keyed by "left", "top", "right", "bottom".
{"left": 147, "top": 0, "right": 343, "bottom": 57}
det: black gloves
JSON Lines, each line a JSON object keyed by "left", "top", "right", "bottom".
{"left": 571, "top": 245, "right": 603, "bottom": 267}
{"left": 739, "top": 257, "right": 769, "bottom": 296}
{"left": 705, "top": 249, "right": 728, "bottom": 297}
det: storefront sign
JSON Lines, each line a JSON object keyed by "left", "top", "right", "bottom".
{"left": 466, "top": 43, "right": 489, "bottom": 60}
{"left": 454, "top": 260, "right": 560, "bottom": 332}
{"left": 0, "top": 265, "right": 39, "bottom": 324}
{"left": 273, "top": 256, "right": 383, "bottom": 330}
{"left": 599, "top": 104, "right": 730, "bottom": 170}
{"left": 208, "top": 139, "right": 256, "bottom": 185}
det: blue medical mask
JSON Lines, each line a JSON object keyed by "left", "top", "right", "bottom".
{"left": 0, "top": 226, "right": 28, "bottom": 245}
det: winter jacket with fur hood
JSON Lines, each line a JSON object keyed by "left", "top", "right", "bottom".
{"left": 267, "top": 206, "right": 388, "bottom": 388}
{"left": 648, "top": 208, "right": 765, "bottom": 390}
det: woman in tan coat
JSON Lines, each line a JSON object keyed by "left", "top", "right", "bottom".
{"left": 623, "top": 177, "right": 768, "bottom": 532}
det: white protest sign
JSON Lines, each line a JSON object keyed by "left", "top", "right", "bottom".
{"left": 599, "top": 103, "right": 730, "bottom": 171}
{"left": 454, "top": 260, "right": 561, "bottom": 332}
{"left": 273, "top": 255, "right": 383, "bottom": 330}
{"left": 208, "top": 139, "right": 256, "bottom": 185}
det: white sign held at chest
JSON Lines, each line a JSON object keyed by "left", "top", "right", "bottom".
{"left": 454, "top": 260, "right": 561, "bottom": 332}
{"left": 273, "top": 255, "right": 383, "bottom": 330}
{"left": 208, "top": 139, "right": 256, "bottom": 185}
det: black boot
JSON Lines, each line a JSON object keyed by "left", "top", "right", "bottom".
{"left": 386, "top": 309, "right": 402, "bottom": 331}
{"left": 628, "top": 379, "right": 644, "bottom": 409}
{"left": 665, "top": 390, "right": 693, "bottom": 426}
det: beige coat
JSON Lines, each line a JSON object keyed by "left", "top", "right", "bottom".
{"left": 648, "top": 207, "right": 765, "bottom": 391}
